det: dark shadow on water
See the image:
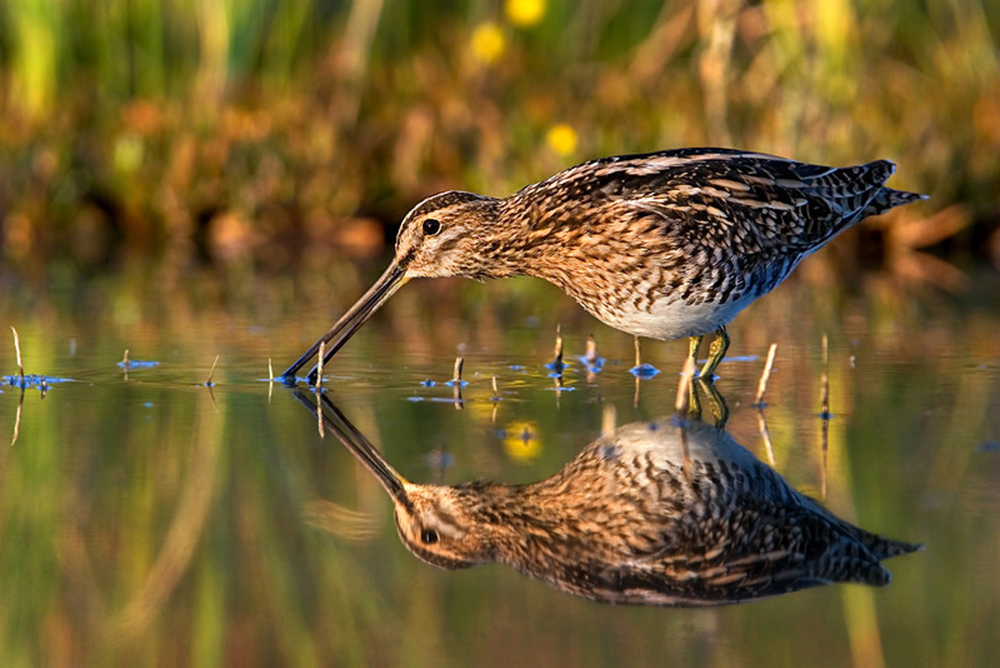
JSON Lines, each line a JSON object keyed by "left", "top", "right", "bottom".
{"left": 294, "top": 389, "right": 923, "bottom": 607}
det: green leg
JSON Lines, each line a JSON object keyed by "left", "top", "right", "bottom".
{"left": 687, "top": 372, "right": 702, "bottom": 421}
{"left": 700, "top": 326, "right": 730, "bottom": 380}
{"left": 688, "top": 335, "right": 703, "bottom": 369}
{"left": 695, "top": 377, "right": 730, "bottom": 429}
{"left": 679, "top": 336, "right": 703, "bottom": 420}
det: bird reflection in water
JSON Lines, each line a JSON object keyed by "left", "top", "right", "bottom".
{"left": 296, "top": 391, "right": 921, "bottom": 607}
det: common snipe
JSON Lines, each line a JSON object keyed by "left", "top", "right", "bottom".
{"left": 303, "top": 392, "right": 922, "bottom": 606}
{"left": 283, "top": 148, "right": 926, "bottom": 384}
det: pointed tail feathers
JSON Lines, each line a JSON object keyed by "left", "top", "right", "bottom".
{"left": 858, "top": 529, "right": 925, "bottom": 561}
{"left": 864, "top": 187, "right": 929, "bottom": 217}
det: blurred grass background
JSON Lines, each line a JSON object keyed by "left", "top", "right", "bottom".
{"left": 3, "top": 4, "right": 1000, "bottom": 666}
{"left": 0, "top": 0, "right": 997, "bottom": 285}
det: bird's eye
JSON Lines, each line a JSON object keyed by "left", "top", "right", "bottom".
{"left": 422, "top": 218, "right": 442, "bottom": 236}
{"left": 420, "top": 528, "right": 439, "bottom": 544}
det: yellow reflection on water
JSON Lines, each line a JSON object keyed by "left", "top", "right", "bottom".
{"left": 503, "top": 421, "right": 542, "bottom": 462}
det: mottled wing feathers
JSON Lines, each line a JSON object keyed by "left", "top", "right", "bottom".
{"left": 620, "top": 505, "right": 895, "bottom": 600}
{"left": 521, "top": 148, "right": 924, "bottom": 256}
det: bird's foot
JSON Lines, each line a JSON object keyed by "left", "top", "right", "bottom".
{"left": 699, "top": 327, "right": 730, "bottom": 380}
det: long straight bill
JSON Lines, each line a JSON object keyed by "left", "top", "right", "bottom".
{"left": 281, "top": 263, "right": 409, "bottom": 384}
{"left": 292, "top": 389, "right": 412, "bottom": 507}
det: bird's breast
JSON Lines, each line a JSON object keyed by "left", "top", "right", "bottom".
{"left": 583, "top": 291, "right": 758, "bottom": 340}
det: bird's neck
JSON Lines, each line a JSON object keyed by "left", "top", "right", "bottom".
{"left": 490, "top": 196, "right": 587, "bottom": 283}
{"left": 459, "top": 482, "right": 573, "bottom": 539}
{"left": 458, "top": 484, "right": 578, "bottom": 576}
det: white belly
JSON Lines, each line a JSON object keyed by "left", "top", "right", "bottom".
{"left": 596, "top": 292, "right": 757, "bottom": 341}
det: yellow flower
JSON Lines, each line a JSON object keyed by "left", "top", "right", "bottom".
{"left": 505, "top": 0, "right": 546, "bottom": 27}
{"left": 470, "top": 22, "right": 506, "bottom": 65}
{"left": 546, "top": 123, "right": 578, "bottom": 157}
{"left": 503, "top": 421, "right": 541, "bottom": 462}
{"left": 113, "top": 134, "right": 144, "bottom": 174}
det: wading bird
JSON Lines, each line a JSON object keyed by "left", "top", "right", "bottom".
{"left": 283, "top": 148, "right": 925, "bottom": 384}
{"left": 302, "top": 393, "right": 922, "bottom": 606}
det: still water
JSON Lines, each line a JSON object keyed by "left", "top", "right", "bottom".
{"left": 1, "top": 261, "right": 998, "bottom": 666}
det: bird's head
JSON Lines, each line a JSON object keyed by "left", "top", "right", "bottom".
{"left": 392, "top": 483, "right": 498, "bottom": 570}
{"left": 279, "top": 191, "right": 504, "bottom": 382}
{"left": 394, "top": 191, "right": 505, "bottom": 281}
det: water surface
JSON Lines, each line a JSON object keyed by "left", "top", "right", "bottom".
{"left": 1, "top": 265, "right": 998, "bottom": 666}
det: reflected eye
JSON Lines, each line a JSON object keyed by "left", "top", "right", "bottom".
{"left": 422, "top": 218, "right": 442, "bottom": 236}
{"left": 420, "top": 528, "right": 439, "bottom": 544}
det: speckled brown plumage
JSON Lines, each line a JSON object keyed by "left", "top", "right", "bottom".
{"left": 306, "top": 394, "right": 922, "bottom": 606}
{"left": 283, "top": 148, "right": 926, "bottom": 384}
